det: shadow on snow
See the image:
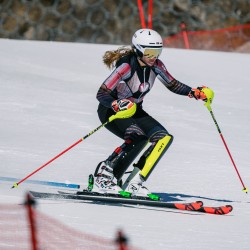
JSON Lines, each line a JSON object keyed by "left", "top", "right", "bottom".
{"left": 155, "top": 192, "right": 234, "bottom": 203}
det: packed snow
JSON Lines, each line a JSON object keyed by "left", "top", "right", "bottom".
{"left": 0, "top": 39, "right": 250, "bottom": 249}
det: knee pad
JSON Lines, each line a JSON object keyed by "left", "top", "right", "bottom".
{"left": 124, "top": 124, "right": 145, "bottom": 140}
{"left": 149, "top": 130, "right": 169, "bottom": 143}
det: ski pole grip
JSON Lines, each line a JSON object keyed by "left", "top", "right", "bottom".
{"left": 202, "top": 87, "right": 214, "bottom": 111}
{"left": 109, "top": 103, "right": 137, "bottom": 122}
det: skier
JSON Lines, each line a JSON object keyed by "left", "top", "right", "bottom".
{"left": 93, "top": 28, "right": 213, "bottom": 199}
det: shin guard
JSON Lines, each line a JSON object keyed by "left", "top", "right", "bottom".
{"left": 138, "top": 134, "right": 173, "bottom": 181}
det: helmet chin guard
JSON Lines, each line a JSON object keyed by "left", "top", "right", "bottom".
{"left": 132, "top": 29, "right": 163, "bottom": 58}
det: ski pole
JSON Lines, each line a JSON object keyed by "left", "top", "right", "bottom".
{"left": 202, "top": 88, "right": 248, "bottom": 194}
{"left": 12, "top": 104, "right": 137, "bottom": 188}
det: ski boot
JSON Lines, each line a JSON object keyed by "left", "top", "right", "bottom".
{"left": 123, "top": 168, "right": 160, "bottom": 201}
{"left": 92, "top": 161, "right": 131, "bottom": 197}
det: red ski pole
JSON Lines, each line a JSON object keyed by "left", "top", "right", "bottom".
{"left": 202, "top": 89, "right": 248, "bottom": 194}
{"left": 12, "top": 104, "right": 137, "bottom": 188}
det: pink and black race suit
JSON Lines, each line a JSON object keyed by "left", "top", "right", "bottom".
{"left": 97, "top": 53, "right": 192, "bottom": 108}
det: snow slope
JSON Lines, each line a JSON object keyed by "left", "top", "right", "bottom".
{"left": 0, "top": 39, "right": 250, "bottom": 249}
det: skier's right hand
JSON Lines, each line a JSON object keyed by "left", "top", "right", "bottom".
{"left": 112, "top": 99, "right": 134, "bottom": 112}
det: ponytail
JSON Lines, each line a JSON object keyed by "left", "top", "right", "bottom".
{"left": 103, "top": 46, "right": 134, "bottom": 69}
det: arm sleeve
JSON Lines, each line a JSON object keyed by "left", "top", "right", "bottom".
{"left": 96, "top": 85, "right": 116, "bottom": 108}
{"left": 96, "top": 63, "right": 131, "bottom": 108}
{"left": 154, "top": 59, "right": 192, "bottom": 96}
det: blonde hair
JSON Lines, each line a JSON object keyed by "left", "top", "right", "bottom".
{"left": 103, "top": 46, "right": 134, "bottom": 69}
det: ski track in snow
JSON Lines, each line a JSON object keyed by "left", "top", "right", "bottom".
{"left": 0, "top": 39, "right": 250, "bottom": 249}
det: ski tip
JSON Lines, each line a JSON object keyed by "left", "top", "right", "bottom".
{"left": 11, "top": 182, "right": 18, "bottom": 189}
{"left": 226, "top": 205, "right": 233, "bottom": 213}
{"left": 196, "top": 201, "right": 204, "bottom": 206}
{"left": 200, "top": 204, "right": 233, "bottom": 215}
{"left": 217, "top": 205, "right": 233, "bottom": 215}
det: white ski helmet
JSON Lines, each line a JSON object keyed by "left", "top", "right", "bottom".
{"left": 132, "top": 28, "right": 163, "bottom": 58}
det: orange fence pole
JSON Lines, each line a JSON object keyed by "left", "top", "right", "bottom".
{"left": 116, "top": 230, "right": 128, "bottom": 250}
{"left": 137, "top": 0, "right": 154, "bottom": 29}
{"left": 181, "top": 22, "right": 190, "bottom": 49}
{"left": 137, "top": 0, "right": 146, "bottom": 28}
{"left": 26, "top": 193, "right": 38, "bottom": 250}
{"left": 148, "top": 0, "right": 153, "bottom": 29}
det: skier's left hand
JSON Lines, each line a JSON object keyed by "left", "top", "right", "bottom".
{"left": 112, "top": 99, "right": 134, "bottom": 112}
{"left": 188, "top": 86, "right": 208, "bottom": 101}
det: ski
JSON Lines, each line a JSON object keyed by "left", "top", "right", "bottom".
{"left": 30, "top": 190, "right": 202, "bottom": 211}
{"left": 29, "top": 190, "right": 233, "bottom": 215}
